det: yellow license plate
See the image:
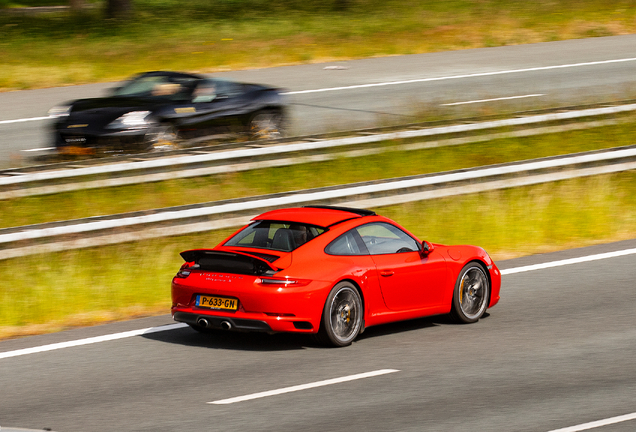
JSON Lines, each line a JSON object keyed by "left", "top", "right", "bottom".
{"left": 196, "top": 295, "right": 238, "bottom": 311}
{"left": 60, "top": 146, "right": 95, "bottom": 155}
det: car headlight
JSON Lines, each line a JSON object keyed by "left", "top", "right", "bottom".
{"left": 48, "top": 105, "right": 71, "bottom": 118}
{"left": 106, "top": 111, "right": 152, "bottom": 129}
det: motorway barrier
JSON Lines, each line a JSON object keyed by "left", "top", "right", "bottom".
{"left": 1, "top": 102, "right": 635, "bottom": 199}
{"left": 1, "top": 145, "right": 635, "bottom": 260}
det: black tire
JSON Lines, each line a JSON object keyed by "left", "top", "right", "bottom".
{"left": 450, "top": 263, "right": 490, "bottom": 324}
{"left": 316, "top": 282, "right": 363, "bottom": 347}
{"left": 248, "top": 110, "right": 285, "bottom": 140}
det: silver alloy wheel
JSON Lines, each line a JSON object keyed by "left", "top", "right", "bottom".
{"left": 458, "top": 266, "right": 489, "bottom": 320}
{"left": 249, "top": 111, "right": 283, "bottom": 140}
{"left": 145, "top": 125, "right": 179, "bottom": 150}
{"left": 327, "top": 285, "right": 362, "bottom": 345}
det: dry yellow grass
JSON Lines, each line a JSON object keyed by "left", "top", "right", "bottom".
{"left": 1, "top": 0, "right": 636, "bottom": 90}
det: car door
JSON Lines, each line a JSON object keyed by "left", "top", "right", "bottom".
{"left": 357, "top": 222, "right": 449, "bottom": 311}
{"left": 176, "top": 80, "right": 245, "bottom": 135}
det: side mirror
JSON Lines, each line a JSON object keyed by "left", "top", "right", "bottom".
{"left": 421, "top": 241, "right": 434, "bottom": 255}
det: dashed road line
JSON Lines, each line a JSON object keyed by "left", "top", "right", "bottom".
{"left": 0, "top": 116, "right": 50, "bottom": 125}
{"left": 0, "top": 323, "right": 187, "bottom": 360}
{"left": 546, "top": 411, "right": 636, "bottom": 432}
{"left": 208, "top": 369, "right": 400, "bottom": 405}
{"left": 500, "top": 248, "right": 636, "bottom": 275}
{"left": 283, "top": 57, "right": 636, "bottom": 95}
{"left": 442, "top": 94, "right": 544, "bottom": 106}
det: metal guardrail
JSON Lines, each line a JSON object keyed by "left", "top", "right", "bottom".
{"left": 1, "top": 102, "right": 635, "bottom": 200}
{"left": 2, "top": 145, "right": 635, "bottom": 260}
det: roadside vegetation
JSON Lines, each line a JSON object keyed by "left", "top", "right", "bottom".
{"left": 1, "top": 169, "right": 634, "bottom": 340}
{"left": 1, "top": 119, "right": 635, "bottom": 229}
{"left": 1, "top": 0, "right": 636, "bottom": 90}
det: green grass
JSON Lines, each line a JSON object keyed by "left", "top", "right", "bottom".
{"left": 1, "top": 0, "right": 636, "bottom": 90}
{"left": 1, "top": 119, "right": 635, "bottom": 229}
{"left": 380, "top": 172, "right": 636, "bottom": 259}
{"left": 1, "top": 170, "right": 635, "bottom": 339}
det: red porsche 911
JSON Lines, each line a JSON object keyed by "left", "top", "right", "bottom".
{"left": 171, "top": 206, "right": 501, "bottom": 346}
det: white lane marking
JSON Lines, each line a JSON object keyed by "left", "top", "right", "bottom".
{"left": 1, "top": 247, "right": 635, "bottom": 360}
{"left": 21, "top": 147, "right": 56, "bottom": 152}
{"left": 0, "top": 116, "right": 50, "bottom": 125}
{"left": 0, "top": 323, "right": 187, "bottom": 360}
{"left": 442, "top": 94, "right": 544, "bottom": 106}
{"left": 500, "top": 248, "right": 636, "bottom": 275}
{"left": 546, "top": 412, "right": 636, "bottom": 432}
{"left": 283, "top": 57, "right": 636, "bottom": 95}
{"left": 3, "top": 57, "right": 636, "bottom": 125}
{"left": 208, "top": 369, "right": 400, "bottom": 405}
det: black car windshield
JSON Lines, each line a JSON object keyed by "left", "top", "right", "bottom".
{"left": 112, "top": 75, "right": 200, "bottom": 99}
{"left": 224, "top": 221, "right": 326, "bottom": 252}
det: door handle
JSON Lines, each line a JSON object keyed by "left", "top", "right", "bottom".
{"left": 380, "top": 270, "right": 394, "bottom": 277}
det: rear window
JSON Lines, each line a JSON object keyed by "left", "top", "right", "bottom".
{"left": 224, "top": 220, "right": 326, "bottom": 252}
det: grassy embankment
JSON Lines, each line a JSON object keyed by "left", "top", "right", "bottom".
{"left": 1, "top": 121, "right": 635, "bottom": 339}
{"left": 2, "top": 119, "right": 636, "bottom": 229}
{"left": 1, "top": 0, "right": 636, "bottom": 90}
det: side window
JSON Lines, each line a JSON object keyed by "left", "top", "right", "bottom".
{"left": 356, "top": 223, "right": 420, "bottom": 255}
{"left": 214, "top": 80, "right": 241, "bottom": 98}
{"left": 325, "top": 230, "right": 368, "bottom": 256}
{"left": 192, "top": 80, "right": 218, "bottom": 103}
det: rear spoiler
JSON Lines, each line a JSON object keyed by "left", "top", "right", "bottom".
{"left": 180, "top": 249, "right": 278, "bottom": 275}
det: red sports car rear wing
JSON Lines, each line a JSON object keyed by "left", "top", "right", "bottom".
{"left": 180, "top": 249, "right": 279, "bottom": 275}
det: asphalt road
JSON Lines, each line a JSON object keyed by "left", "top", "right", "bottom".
{"left": 1, "top": 35, "right": 636, "bottom": 168}
{"left": 1, "top": 239, "right": 635, "bottom": 432}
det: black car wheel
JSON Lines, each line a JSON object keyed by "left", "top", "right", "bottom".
{"left": 248, "top": 110, "right": 284, "bottom": 140}
{"left": 317, "top": 282, "right": 363, "bottom": 347}
{"left": 450, "top": 263, "right": 490, "bottom": 323}
{"left": 145, "top": 125, "right": 180, "bottom": 151}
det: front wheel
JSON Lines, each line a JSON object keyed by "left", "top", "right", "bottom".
{"left": 317, "top": 282, "right": 363, "bottom": 347}
{"left": 145, "top": 124, "right": 180, "bottom": 151}
{"left": 450, "top": 263, "right": 490, "bottom": 324}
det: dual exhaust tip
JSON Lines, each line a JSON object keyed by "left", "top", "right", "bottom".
{"left": 197, "top": 318, "right": 232, "bottom": 330}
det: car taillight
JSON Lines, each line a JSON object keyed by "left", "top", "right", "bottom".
{"left": 256, "top": 277, "right": 311, "bottom": 287}
{"left": 175, "top": 270, "right": 191, "bottom": 279}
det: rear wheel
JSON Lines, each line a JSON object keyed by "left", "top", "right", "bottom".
{"left": 248, "top": 110, "right": 285, "bottom": 140}
{"left": 450, "top": 263, "right": 490, "bottom": 323}
{"left": 317, "top": 282, "right": 363, "bottom": 347}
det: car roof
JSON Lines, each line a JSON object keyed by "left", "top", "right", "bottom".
{"left": 136, "top": 70, "right": 205, "bottom": 80}
{"left": 252, "top": 206, "right": 375, "bottom": 228}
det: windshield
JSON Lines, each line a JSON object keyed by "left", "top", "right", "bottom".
{"left": 112, "top": 75, "right": 200, "bottom": 99}
{"left": 224, "top": 221, "right": 326, "bottom": 252}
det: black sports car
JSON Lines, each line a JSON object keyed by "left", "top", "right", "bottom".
{"left": 49, "top": 71, "right": 287, "bottom": 154}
